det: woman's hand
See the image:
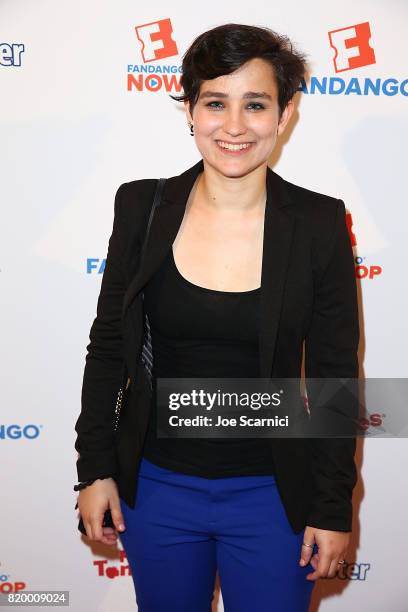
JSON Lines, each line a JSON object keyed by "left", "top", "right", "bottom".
{"left": 76, "top": 477, "right": 126, "bottom": 546}
{"left": 299, "top": 526, "right": 350, "bottom": 580}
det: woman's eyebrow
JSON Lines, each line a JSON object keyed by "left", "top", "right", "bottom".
{"left": 199, "top": 90, "right": 272, "bottom": 100}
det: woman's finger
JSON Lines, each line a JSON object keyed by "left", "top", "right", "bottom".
{"left": 101, "top": 535, "right": 118, "bottom": 546}
{"left": 328, "top": 553, "right": 347, "bottom": 578}
{"left": 310, "top": 553, "right": 319, "bottom": 570}
{"left": 307, "top": 550, "right": 332, "bottom": 580}
{"left": 299, "top": 542, "right": 314, "bottom": 567}
{"left": 103, "top": 527, "right": 116, "bottom": 535}
{"left": 84, "top": 520, "right": 93, "bottom": 540}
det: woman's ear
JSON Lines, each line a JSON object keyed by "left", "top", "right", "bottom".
{"left": 277, "top": 99, "right": 295, "bottom": 136}
{"left": 184, "top": 100, "right": 193, "bottom": 124}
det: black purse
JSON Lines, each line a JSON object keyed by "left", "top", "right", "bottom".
{"left": 76, "top": 177, "right": 167, "bottom": 536}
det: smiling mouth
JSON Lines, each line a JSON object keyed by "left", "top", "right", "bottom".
{"left": 215, "top": 140, "right": 255, "bottom": 153}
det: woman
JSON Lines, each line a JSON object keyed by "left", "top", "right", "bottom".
{"left": 74, "top": 23, "right": 359, "bottom": 611}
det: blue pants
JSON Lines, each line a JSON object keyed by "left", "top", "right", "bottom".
{"left": 119, "top": 457, "right": 316, "bottom": 611}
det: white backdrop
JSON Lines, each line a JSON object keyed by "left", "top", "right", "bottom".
{"left": 1, "top": 1, "right": 407, "bottom": 610}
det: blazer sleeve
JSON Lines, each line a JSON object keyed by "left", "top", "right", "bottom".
{"left": 74, "top": 182, "right": 128, "bottom": 483}
{"left": 304, "top": 198, "right": 360, "bottom": 532}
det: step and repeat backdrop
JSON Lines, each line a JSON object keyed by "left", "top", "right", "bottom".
{"left": 1, "top": 1, "right": 407, "bottom": 610}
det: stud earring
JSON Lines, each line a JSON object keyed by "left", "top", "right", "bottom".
{"left": 188, "top": 122, "right": 194, "bottom": 136}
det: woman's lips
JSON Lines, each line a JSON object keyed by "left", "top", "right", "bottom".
{"left": 215, "top": 141, "right": 254, "bottom": 155}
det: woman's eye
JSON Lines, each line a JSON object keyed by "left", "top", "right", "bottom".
{"left": 206, "top": 102, "right": 264, "bottom": 110}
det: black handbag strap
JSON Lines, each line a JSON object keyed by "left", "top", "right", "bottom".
{"left": 121, "top": 177, "right": 167, "bottom": 322}
{"left": 140, "top": 177, "right": 166, "bottom": 263}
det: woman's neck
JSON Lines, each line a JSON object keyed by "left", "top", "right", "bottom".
{"left": 195, "top": 161, "right": 268, "bottom": 214}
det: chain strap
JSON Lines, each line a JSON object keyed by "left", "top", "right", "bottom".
{"left": 113, "top": 364, "right": 129, "bottom": 431}
{"left": 113, "top": 386, "right": 124, "bottom": 431}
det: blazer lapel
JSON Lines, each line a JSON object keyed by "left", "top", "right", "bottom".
{"left": 259, "top": 167, "right": 295, "bottom": 377}
{"left": 122, "top": 158, "right": 295, "bottom": 379}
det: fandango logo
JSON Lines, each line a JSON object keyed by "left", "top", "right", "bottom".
{"left": 329, "top": 21, "right": 375, "bottom": 73}
{"left": 301, "top": 21, "right": 407, "bottom": 97}
{"left": 0, "top": 424, "right": 42, "bottom": 439}
{"left": 355, "top": 256, "right": 382, "bottom": 280}
{"left": 0, "top": 574, "right": 26, "bottom": 594}
{"left": 87, "top": 258, "right": 106, "bottom": 274}
{"left": 346, "top": 212, "right": 382, "bottom": 280}
{"left": 0, "top": 561, "right": 26, "bottom": 594}
{"left": 0, "top": 43, "right": 25, "bottom": 67}
{"left": 127, "top": 17, "right": 182, "bottom": 93}
{"left": 93, "top": 550, "right": 131, "bottom": 579}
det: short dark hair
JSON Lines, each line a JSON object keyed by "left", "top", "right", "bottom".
{"left": 170, "top": 23, "right": 308, "bottom": 119}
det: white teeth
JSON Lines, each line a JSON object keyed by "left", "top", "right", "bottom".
{"left": 217, "top": 141, "right": 252, "bottom": 151}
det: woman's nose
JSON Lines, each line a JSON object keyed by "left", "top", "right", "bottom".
{"left": 222, "top": 111, "right": 247, "bottom": 136}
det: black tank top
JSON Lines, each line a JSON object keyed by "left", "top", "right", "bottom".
{"left": 141, "top": 246, "right": 275, "bottom": 477}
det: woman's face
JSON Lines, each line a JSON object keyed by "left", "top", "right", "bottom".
{"left": 184, "top": 57, "right": 294, "bottom": 177}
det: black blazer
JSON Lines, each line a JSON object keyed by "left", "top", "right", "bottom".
{"left": 74, "top": 158, "right": 359, "bottom": 534}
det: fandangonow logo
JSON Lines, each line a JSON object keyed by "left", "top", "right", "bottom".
{"left": 128, "top": 17, "right": 181, "bottom": 93}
